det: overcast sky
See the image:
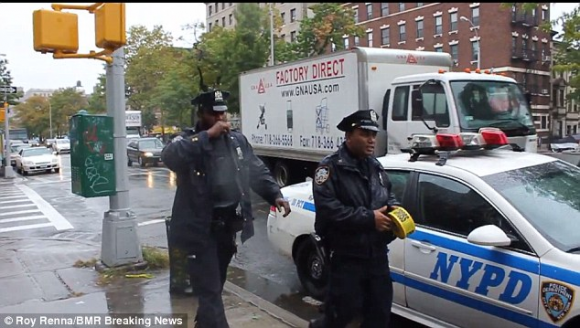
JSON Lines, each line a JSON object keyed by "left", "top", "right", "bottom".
{"left": 0, "top": 3, "right": 576, "bottom": 94}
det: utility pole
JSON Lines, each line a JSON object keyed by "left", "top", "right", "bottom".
{"left": 48, "top": 100, "right": 53, "bottom": 139}
{"left": 269, "top": 3, "right": 275, "bottom": 66}
{"left": 2, "top": 83, "right": 15, "bottom": 179}
{"left": 101, "top": 47, "right": 142, "bottom": 267}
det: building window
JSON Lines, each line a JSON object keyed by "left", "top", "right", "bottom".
{"left": 222, "top": 17, "right": 226, "bottom": 27}
{"left": 450, "top": 12, "right": 458, "bottom": 31}
{"left": 281, "top": 12, "right": 286, "bottom": 24}
{"left": 531, "top": 40, "right": 537, "bottom": 57}
{"left": 542, "top": 8, "right": 547, "bottom": 21}
{"left": 471, "top": 41, "right": 479, "bottom": 61}
{"left": 281, "top": 34, "right": 286, "bottom": 42}
{"left": 290, "top": 8, "right": 296, "bottom": 22}
{"left": 214, "top": 3, "right": 218, "bottom": 12}
{"left": 355, "top": 36, "right": 360, "bottom": 46}
{"left": 290, "top": 31, "right": 296, "bottom": 42}
{"left": 450, "top": 44, "right": 458, "bottom": 62}
{"left": 381, "top": 3, "right": 389, "bottom": 16}
{"left": 541, "top": 116, "right": 548, "bottom": 130}
{"left": 354, "top": 8, "right": 359, "bottom": 23}
{"left": 381, "top": 28, "right": 390, "bottom": 45}
{"left": 221, "top": 3, "right": 225, "bottom": 10}
{"left": 367, "top": 31, "right": 374, "bottom": 47}
{"left": 399, "top": 3, "right": 405, "bottom": 12}
{"left": 215, "top": 20, "right": 218, "bottom": 27}
{"left": 229, "top": 14, "right": 233, "bottom": 25}
{"left": 531, "top": 7, "right": 537, "bottom": 24}
{"left": 417, "top": 3, "right": 424, "bottom": 7}
{"left": 209, "top": 22, "right": 212, "bottom": 31}
{"left": 367, "top": 3, "right": 373, "bottom": 20}
{"left": 399, "top": 24, "right": 406, "bottom": 42}
{"left": 209, "top": 5, "right": 213, "bottom": 15}
{"left": 435, "top": 16, "right": 443, "bottom": 34}
{"left": 512, "top": 36, "right": 517, "bottom": 54}
{"left": 416, "top": 20, "right": 424, "bottom": 38}
{"left": 472, "top": 7, "right": 480, "bottom": 26}
{"left": 435, "top": 46, "right": 443, "bottom": 53}
{"left": 344, "top": 37, "right": 350, "bottom": 49}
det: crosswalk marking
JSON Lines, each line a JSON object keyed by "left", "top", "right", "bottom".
{"left": 0, "top": 183, "right": 74, "bottom": 233}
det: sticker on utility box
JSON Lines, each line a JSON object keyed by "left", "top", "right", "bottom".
{"left": 104, "top": 153, "right": 114, "bottom": 161}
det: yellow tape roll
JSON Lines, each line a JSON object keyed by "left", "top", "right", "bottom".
{"left": 387, "top": 207, "right": 416, "bottom": 239}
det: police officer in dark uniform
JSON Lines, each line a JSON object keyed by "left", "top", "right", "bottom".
{"left": 309, "top": 109, "right": 400, "bottom": 328}
{"left": 161, "top": 89, "right": 291, "bottom": 328}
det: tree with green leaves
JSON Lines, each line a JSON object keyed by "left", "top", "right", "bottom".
{"left": 86, "top": 73, "right": 106, "bottom": 114}
{"left": 277, "top": 3, "right": 364, "bottom": 62}
{"left": 13, "top": 96, "right": 51, "bottom": 138}
{"left": 501, "top": 3, "right": 579, "bottom": 101}
{"left": 49, "top": 88, "right": 89, "bottom": 136}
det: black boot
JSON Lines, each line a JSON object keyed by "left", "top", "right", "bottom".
{"left": 309, "top": 317, "right": 325, "bottom": 328}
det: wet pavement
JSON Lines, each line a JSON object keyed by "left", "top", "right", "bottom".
{"left": 0, "top": 234, "right": 307, "bottom": 327}
{"left": 0, "top": 154, "right": 424, "bottom": 327}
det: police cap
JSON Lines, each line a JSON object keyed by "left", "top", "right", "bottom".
{"left": 191, "top": 89, "right": 230, "bottom": 112}
{"left": 336, "top": 109, "right": 380, "bottom": 132}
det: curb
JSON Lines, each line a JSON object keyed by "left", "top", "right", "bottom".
{"left": 224, "top": 281, "right": 309, "bottom": 328}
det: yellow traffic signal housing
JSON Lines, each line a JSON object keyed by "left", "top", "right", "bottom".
{"left": 0, "top": 105, "right": 5, "bottom": 122}
{"left": 33, "top": 9, "right": 79, "bottom": 54}
{"left": 95, "top": 3, "right": 126, "bottom": 51}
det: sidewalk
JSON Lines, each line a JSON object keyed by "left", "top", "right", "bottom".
{"left": 0, "top": 235, "right": 308, "bottom": 328}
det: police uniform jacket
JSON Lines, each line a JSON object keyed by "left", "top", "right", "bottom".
{"left": 161, "top": 122, "right": 282, "bottom": 254}
{"left": 313, "top": 144, "right": 400, "bottom": 259}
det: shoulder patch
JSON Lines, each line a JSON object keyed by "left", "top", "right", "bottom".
{"left": 314, "top": 166, "right": 330, "bottom": 185}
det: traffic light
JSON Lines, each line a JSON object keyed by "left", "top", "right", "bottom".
{"left": 95, "top": 3, "right": 126, "bottom": 51}
{"left": 0, "top": 102, "right": 6, "bottom": 122}
{"left": 33, "top": 9, "right": 79, "bottom": 54}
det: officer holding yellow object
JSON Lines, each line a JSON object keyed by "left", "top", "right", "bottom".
{"left": 310, "top": 109, "right": 404, "bottom": 328}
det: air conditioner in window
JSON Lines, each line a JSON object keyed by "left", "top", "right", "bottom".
{"left": 541, "top": 88, "right": 549, "bottom": 94}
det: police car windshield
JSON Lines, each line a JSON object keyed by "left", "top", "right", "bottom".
{"left": 482, "top": 161, "right": 580, "bottom": 251}
{"left": 450, "top": 81, "right": 535, "bottom": 135}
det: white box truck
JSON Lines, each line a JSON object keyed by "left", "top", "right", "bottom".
{"left": 125, "top": 110, "right": 142, "bottom": 139}
{"left": 239, "top": 47, "right": 538, "bottom": 186}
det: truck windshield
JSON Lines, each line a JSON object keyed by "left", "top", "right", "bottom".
{"left": 450, "top": 81, "right": 535, "bottom": 136}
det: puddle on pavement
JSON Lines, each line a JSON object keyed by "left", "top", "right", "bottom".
{"left": 226, "top": 266, "right": 320, "bottom": 321}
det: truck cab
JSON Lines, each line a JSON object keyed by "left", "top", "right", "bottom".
{"left": 383, "top": 71, "right": 537, "bottom": 154}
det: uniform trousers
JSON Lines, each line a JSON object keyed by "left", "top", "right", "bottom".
{"left": 320, "top": 253, "right": 393, "bottom": 328}
{"left": 190, "top": 225, "right": 237, "bottom": 328}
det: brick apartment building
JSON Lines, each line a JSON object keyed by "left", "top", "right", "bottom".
{"left": 205, "top": 2, "right": 315, "bottom": 43}
{"left": 343, "top": 2, "right": 554, "bottom": 141}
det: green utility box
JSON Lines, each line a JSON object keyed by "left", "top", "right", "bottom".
{"left": 69, "top": 111, "right": 117, "bottom": 198}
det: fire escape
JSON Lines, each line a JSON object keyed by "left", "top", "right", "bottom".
{"left": 510, "top": 5, "right": 549, "bottom": 97}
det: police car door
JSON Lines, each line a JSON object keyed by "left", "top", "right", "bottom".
{"left": 404, "top": 173, "right": 540, "bottom": 328}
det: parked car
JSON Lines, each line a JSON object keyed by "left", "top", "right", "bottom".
{"left": 267, "top": 130, "right": 580, "bottom": 328}
{"left": 10, "top": 143, "right": 32, "bottom": 166}
{"left": 14, "top": 147, "right": 60, "bottom": 175}
{"left": 52, "top": 139, "right": 70, "bottom": 154}
{"left": 127, "top": 137, "right": 164, "bottom": 167}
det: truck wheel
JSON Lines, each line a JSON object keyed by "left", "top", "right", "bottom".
{"left": 273, "top": 161, "right": 291, "bottom": 187}
{"left": 296, "top": 239, "right": 328, "bottom": 301}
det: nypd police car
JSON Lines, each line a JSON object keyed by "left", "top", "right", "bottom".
{"left": 267, "top": 129, "right": 580, "bottom": 328}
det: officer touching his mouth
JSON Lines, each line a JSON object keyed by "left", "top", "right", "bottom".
{"left": 310, "top": 109, "right": 400, "bottom": 328}
{"left": 161, "top": 89, "right": 291, "bottom": 328}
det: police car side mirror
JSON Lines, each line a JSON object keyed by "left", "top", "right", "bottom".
{"left": 467, "top": 225, "right": 511, "bottom": 247}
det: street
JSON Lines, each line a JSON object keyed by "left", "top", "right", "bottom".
{"left": 0, "top": 153, "right": 423, "bottom": 326}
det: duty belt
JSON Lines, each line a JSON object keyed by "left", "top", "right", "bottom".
{"left": 211, "top": 205, "right": 244, "bottom": 233}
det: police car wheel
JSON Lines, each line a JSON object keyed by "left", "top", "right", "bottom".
{"left": 296, "top": 240, "right": 328, "bottom": 301}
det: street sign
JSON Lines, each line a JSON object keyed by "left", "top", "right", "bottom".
{"left": 0, "top": 86, "right": 18, "bottom": 94}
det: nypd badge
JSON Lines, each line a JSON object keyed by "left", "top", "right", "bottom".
{"left": 314, "top": 166, "right": 330, "bottom": 185}
{"left": 215, "top": 90, "right": 223, "bottom": 102}
{"left": 370, "top": 110, "right": 378, "bottom": 122}
{"left": 541, "top": 281, "right": 575, "bottom": 322}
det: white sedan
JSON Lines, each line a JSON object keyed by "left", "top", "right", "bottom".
{"left": 15, "top": 147, "right": 61, "bottom": 175}
{"left": 267, "top": 134, "right": 580, "bottom": 328}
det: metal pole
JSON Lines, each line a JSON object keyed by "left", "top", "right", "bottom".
{"left": 3, "top": 85, "right": 15, "bottom": 179}
{"left": 269, "top": 3, "right": 275, "bottom": 66}
{"left": 101, "top": 47, "right": 142, "bottom": 267}
{"left": 48, "top": 100, "right": 53, "bottom": 139}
